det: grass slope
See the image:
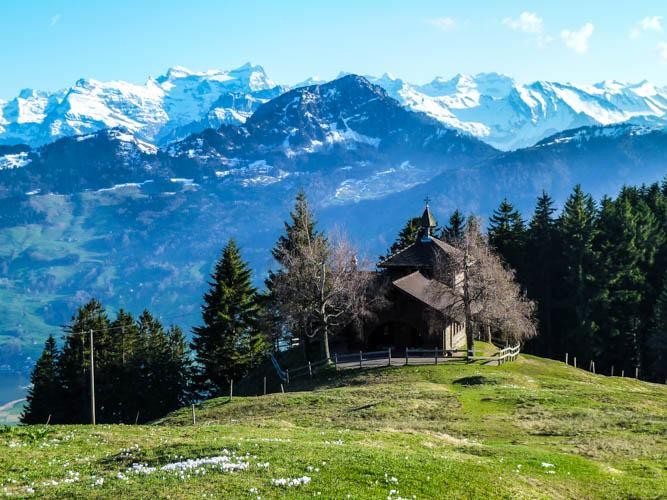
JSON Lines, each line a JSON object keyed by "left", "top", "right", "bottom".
{"left": 1, "top": 345, "right": 665, "bottom": 498}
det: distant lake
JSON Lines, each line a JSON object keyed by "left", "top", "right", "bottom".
{"left": 0, "top": 372, "right": 29, "bottom": 406}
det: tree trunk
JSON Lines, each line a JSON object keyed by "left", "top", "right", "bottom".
{"left": 463, "top": 248, "right": 474, "bottom": 359}
{"left": 323, "top": 325, "right": 331, "bottom": 360}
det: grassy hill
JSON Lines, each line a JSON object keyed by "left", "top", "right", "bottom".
{"left": 1, "top": 345, "right": 665, "bottom": 498}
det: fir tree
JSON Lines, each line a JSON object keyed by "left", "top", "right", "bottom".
{"left": 558, "top": 185, "right": 597, "bottom": 356}
{"left": 487, "top": 198, "right": 526, "bottom": 275}
{"left": 380, "top": 216, "right": 421, "bottom": 260}
{"left": 525, "top": 192, "right": 559, "bottom": 356}
{"left": 21, "top": 335, "right": 61, "bottom": 424}
{"left": 107, "top": 309, "right": 140, "bottom": 423}
{"left": 647, "top": 282, "right": 667, "bottom": 382}
{"left": 441, "top": 209, "right": 465, "bottom": 244}
{"left": 272, "top": 190, "right": 323, "bottom": 264}
{"left": 162, "top": 325, "right": 192, "bottom": 412}
{"left": 57, "top": 299, "right": 110, "bottom": 424}
{"left": 267, "top": 190, "right": 327, "bottom": 352}
{"left": 592, "top": 193, "right": 659, "bottom": 371}
{"left": 192, "top": 239, "right": 268, "bottom": 397}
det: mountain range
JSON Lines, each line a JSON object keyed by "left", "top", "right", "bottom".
{"left": 1, "top": 68, "right": 666, "bottom": 371}
{"left": 2, "top": 63, "right": 667, "bottom": 150}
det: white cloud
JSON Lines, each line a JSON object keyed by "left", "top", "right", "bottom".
{"left": 630, "top": 16, "right": 663, "bottom": 38}
{"left": 561, "top": 23, "right": 594, "bottom": 54}
{"left": 658, "top": 42, "right": 667, "bottom": 60}
{"left": 428, "top": 17, "right": 456, "bottom": 32}
{"left": 50, "top": 14, "right": 62, "bottom": 27}
{"left": 502, "top": 12, "right": 544, "bottom": 34}
{"left": 502, "top": 11, "right": 552, "bottom": 48}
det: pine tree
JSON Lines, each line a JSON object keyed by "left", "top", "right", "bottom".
{"left": 380, "top": 216, "right": 421, "bottom": 260}
{"left": 441, "top": 209, "right": 465, "bottom": 244}
{"left": 647, "top": 282, "right": 667, "bottom": 382}
{"left": 57, "top": 299, "right": 110, "bottom": 424}
{"left": 107, "top": 309, "right": 140, "bottom": 423}
{"left": 487, "top": 198, "right": 526, "bottom": 275}
{"left": 272, "top": 190, "right": 323, "bottom": 264}
{"left": 267, "top": 190, "right": 327, "bottom": 352}
{"left": 525, "top": 192, "right": 559, "bottom": 356}
{"left": 558, "top": 185, "right": 597, "bottom": 357}
{"left": 21, "top": 335, "right": 61, "bottom": 424}
{"left": 592, "top": 192, "right": 659, "bottom": 371}
{"left": 162, "top": 325, "right": 192, "bottom": 412}
{"left": 192, "top": 239, "right": 268, "bottom": 397}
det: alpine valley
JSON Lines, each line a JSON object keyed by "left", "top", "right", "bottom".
{"left": 1, "top": 64, "right": 667, "bottom": 370}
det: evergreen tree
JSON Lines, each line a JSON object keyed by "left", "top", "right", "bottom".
{"left": 272, "top": 190, "right": 323, "bottom": 263}
{"left": 558, "top": 185, "right": 597, "bottom": 356}
{"left": 162, "top": 325, "right": 192, "bottom": 412}
{"left": 647, "top": 282, "right": 667, "bottom": 382}
{"left": 592, "top": 192, "right": 659, "bottom": 371}
{"left": 380, "top": 217, "right": 421, "bottom": 260}
{"left": 107, "top": 309, "right": 140, "bottom": 423}
{"left": 57, "top": 299, "right": 110, "bottom": 424}
{"left": 525, "top": 192, "right": 559, "bottom": 356}
{"left": 21, "top": 335, "right": 61, "bottom": 424}
{"left": 134, "top": 311, "right": 191, "bottom": 421}
{"left": 267, "top": 190, "right": 327, "bottom": 353}
{"left": 441, "top": 209, "right": 466, "bottom": 244}
{"left": 487, "top": 198, "right": 526, "bottom": 275}
{"left": 192, "top": 239, "right": 268, "bottom": 397}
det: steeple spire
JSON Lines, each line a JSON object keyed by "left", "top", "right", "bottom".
{"left": 420, "top": 197, "right": 437, "bottom": 239}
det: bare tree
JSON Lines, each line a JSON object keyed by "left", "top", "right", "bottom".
{"left": 273, "top": 228, "right": 381, "bottom": 359}
{"left": 431, "top": 217, "right": 537, "bottom": 357}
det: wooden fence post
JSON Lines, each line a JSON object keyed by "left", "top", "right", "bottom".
{"left": 229, "top": 380, "right": 233, "bottom": 401}
{"left": 574, "top": 357, "right": 577, "bottom": 369}
{"left": 611, "top": 365, "right": 614, "bottom": 377}
{"left": 565, "top": 352, "right": 569, "bottom": 365}
{"left": 592, "top": 361, "right": 596, "bottom": 374}
{"left": 635, "top": 367, "right": 639, "bottom": 379}
{"left": 263, "top": 376, "right": 267, "bottom": 395}
{"left": 621, "top": 370, "right": 625, "bottom": 378}
{"left": 388, "top": 347, "right": 391, "bottom": 367}
{"left": 308, "top": 361, "right": 313, "bottom": 378}
{"left": 192, "top": 404, "right": 196, "bottom": 425}
{"left": 359, "top": 351, "right": 363, "bottom": 369}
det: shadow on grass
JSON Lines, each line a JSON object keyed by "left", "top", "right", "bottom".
{"left": 452, "top": 375, "right": 497, "bottom": 386}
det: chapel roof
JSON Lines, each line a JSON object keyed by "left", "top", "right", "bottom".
{"left": 392, "top": 271, "right": 460, "bottom": 314}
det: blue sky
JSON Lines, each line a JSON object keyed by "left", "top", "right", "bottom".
{"left": 1, "top": 0, "right": 667, "bottom": 98}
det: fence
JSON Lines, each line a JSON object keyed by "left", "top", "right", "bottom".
{"left": 562, "top": 352, "right": 663, "bottom": 383}
{"left": 270, "top": 344, "right": 522, "bottom": 385}
{"left": 470, "top": 344, "right": 520, "bottom": 364}
{"left": 271, "top": 354, "right": 331, "bottom": 383}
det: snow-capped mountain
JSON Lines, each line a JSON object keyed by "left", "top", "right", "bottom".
{"left": 0, "top": 63, "right": 283, "bottom": 147}
{"left": 3, "top": 65, "right": 667, "bottom": 151}
{"left": 172, "top": 75, "right": 494, "bottom": 160}
{"left": 367, "top": 73, "right": 667, "bottom": 150}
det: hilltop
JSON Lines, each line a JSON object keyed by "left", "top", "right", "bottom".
{"left": 1, "top": 346, "right": 665, "bottom": 498}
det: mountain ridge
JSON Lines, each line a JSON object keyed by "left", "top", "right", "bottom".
{"left": 2, "top": 65, "right": 667, "bottom": 151}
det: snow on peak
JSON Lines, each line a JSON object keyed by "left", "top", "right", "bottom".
{"left": 2, "top": 65, "right": 667, "bottom": 152}
{"left": 0, "top": 64, "right": 284, "bottom": 147}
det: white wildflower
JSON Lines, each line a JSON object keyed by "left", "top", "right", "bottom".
{"left": 271, "top": 476, "right": 311, "bottom": 487}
